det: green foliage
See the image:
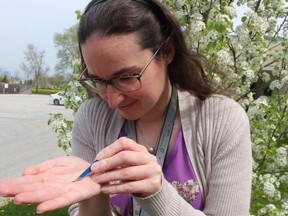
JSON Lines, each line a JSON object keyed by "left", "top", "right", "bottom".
{"left": 75, "top": 10, "right": 82, "bottom": 20}
{"left": 248, "top": 94, "right": 288, "bottom": 215}
{"left": 1, "top": 75, "right": 8, "bottom": 83}
{"left": 0, "top": 199, "right": 68, "bottom": 215}
{"left": 54, "top": 24, "right": 81, "bottom": 79}
{"left": 31, "top": 88, "right": 63, "bottom": 95}
{"left": 48, "top": 61, "right": 87, "bottom": 154}
{"left": 20, "top": 44, "right": 50, "bottom": 92}
{"left": 48, "top": 113, "right": 74, "bottom": 155}
{"left": 47, "top": 74, "right": 67, "bottom": 89}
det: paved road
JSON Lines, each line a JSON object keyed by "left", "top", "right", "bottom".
{"left": 0, "top": 94, "right": 74, "bottom": 182}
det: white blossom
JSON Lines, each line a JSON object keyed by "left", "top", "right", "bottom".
{"left": 253, "top": 144, "right": 266, "bottom": 160}
{"left": 243, "top": 8, "right": 269, "bottom": 35}
{"left": 258, "top": 204, "right": 277, "bottom": 215}
{"left": 277, "top": 147, "right": 287, "bottom": 158}
{"left": 261, "top": 72, "right": 271, "bottom": 82}
{"left": 244, "top": 69, "right": 255, "bottom": 79}
{"left": 256, "top": 96, "right": 269, "bottom": 106}
{"left": 276, "top": 158, "right": 287, "bottom": 168}
{"left": 71, "top": 58, "right": 81, "bottom": 67}
{"left": 206, "top": 30, "right": 219, "bottom": 40}
{"left": 252, "top": 160, "right": 259, "bottom": 170}
{"left": 282, "top": 200, "right": 288, "bottom": 210}
{"left": 224, "top": 5, "right": 237, "bottom": 19}
{"left": 270, "top": 80, "right": 282, "bottom": 90}
{"left": 190, "top": 20, "right": 205, "bottom": 33}
{"left": 216, "top": 50, "right": 233, "bottom": 67}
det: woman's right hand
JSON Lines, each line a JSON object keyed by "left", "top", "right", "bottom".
{"left": 0, "top": 156, "right": 101, "bottom": 213}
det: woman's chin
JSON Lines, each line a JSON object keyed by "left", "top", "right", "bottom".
{"left": 119, "top": 112, "right": 139, "bottom": 121}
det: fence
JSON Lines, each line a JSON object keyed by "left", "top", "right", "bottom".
{"left": 0, "top": 83, "right": 32, "bottom": 94}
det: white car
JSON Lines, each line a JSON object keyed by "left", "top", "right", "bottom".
{"left": 49, "top": 92, "right": 66, "bottom": 105}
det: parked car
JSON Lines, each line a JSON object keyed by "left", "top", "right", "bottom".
{"left": 49, "top": 92, "right": 66, "bottom": 105}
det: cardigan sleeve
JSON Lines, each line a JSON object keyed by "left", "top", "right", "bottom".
{"left": 71, "top": 99, "right": 99, "bottom": 163}
{"left": 196, "top": 95, "right": 252, "bottom": 215}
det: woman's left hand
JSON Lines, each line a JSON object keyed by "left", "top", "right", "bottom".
{"left": 91, "top": 137, "right": 163, "bottom": 197}
{"left": 0, "top": 156, "right": 102, "bottom": 213}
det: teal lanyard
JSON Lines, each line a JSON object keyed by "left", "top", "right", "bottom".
{"left": 127, "top": 84, "right": 178, "bottom": 216}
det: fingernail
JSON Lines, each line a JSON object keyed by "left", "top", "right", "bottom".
{"left": 96, "top": 151, "right": 104, "bottom": 160}
{"left": 91, "top": 162, "right": 98, "bottom": 170}
{"left": 13, "top": 201, "right": 20, "bottom": 205}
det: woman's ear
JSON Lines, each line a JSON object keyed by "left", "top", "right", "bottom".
{"left": 164, "top": 37, "right": 175, "bottom": 65}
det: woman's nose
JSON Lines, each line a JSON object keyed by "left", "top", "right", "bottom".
{"left": 105, "top": 85, "right": 124, "bottom": 108}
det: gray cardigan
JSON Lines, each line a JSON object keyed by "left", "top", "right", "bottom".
{"left": 69, "top": 90, "right": 252, "bottom": 216}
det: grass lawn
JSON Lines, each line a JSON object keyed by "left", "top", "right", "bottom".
{"left": 0, "top": 199, "right": 68, "bottom": 215}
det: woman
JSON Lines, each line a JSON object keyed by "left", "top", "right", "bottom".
{"left": 0, "top": 0, "right": 252, "bottom": 215}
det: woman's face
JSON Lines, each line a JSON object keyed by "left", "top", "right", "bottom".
{"left": 81, "top": 32, "right": 172, "bottom": 121}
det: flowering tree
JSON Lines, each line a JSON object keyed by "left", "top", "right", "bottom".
{"left": 48, "top": 59, "right": 87, "bottom": 155}
{"left": 161, "top": 0, "right": 288, "bottom": 215}
{"left": 49, "top": 1, "right": 288, "bottom": 215}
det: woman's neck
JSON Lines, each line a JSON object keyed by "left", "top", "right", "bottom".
{"left": 138, "top": 82, "right": 172, "bottom": 124}
{"left": 135, "top": 82, "right": 176, "bottom": 152}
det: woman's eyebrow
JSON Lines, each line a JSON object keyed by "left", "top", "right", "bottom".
{"left": 88, "top": 65, "right": 140, "bottom": 79}
{"left": 112, "top": 65, "right": 139, "bottom": 76}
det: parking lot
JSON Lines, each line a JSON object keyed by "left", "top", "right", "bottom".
{"left": 0, "top": 94, "right": 74, "bottom": 182}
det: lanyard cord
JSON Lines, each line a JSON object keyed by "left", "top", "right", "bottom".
{"left": 127, "top": 84, "right": 178, "bottom": 216}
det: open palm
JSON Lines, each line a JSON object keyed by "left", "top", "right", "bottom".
{"left": 0, "top": 156, "right": 101, "bottom": 213}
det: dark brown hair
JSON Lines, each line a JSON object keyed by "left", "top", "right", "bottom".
{"left": 78, "top": 0, "right": 216, "bottom": 100}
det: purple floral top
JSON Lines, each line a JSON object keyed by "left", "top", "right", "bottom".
{"left": 110, "top": 128, "right": 203, "bottom": 215}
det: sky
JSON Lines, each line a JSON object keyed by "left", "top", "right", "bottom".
{"left": 0, "top": 0, "right": 246, "bottom": 78}
{"left": 0, "top": 0, "right": 91, "bottom": 77}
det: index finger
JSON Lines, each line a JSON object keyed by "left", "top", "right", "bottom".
{"left": 95, "top": 137, "right": 148, "bottom": 160}
{"left": 22, "top": 159, "right": 58, "bottom": 176}
{"left": 22, "top": 156, "right": 80, "bottom": 176}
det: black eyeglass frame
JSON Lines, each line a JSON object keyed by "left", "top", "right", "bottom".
{"left": 77, "top": 44, "right": 163, "bottom": 94}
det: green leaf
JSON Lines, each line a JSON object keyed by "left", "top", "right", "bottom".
{"left": 207, "top": 41, "right": 217, "bottom": 50}
{"left": 75, "top": 10, "right": 82, "bottom": 20}
{"left": 207, "top": 20, "right": 214, "bottom": 31}
{"left": 241, "top": 16, "right": 247, "bottom": 22}
{"left": 214, "top": 22, "right": 226, "bottom": 33}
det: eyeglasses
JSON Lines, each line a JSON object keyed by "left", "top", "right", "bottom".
{"left": 78, "top": 45, "right": 162, "bottom": 94}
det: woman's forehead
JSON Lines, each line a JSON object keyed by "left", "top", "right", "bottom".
{"left": 82, "top": 32, "right": 150, "bottom": 63}
{"left": 81, "top": 32, "right": 152, "bottom": 77}
{"left": 82, "top": 32, "right": 141, "bottom": 52}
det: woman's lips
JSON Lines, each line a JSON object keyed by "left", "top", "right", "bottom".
{"left": 118, "top": 101, "right": 136, "bottom": 110}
